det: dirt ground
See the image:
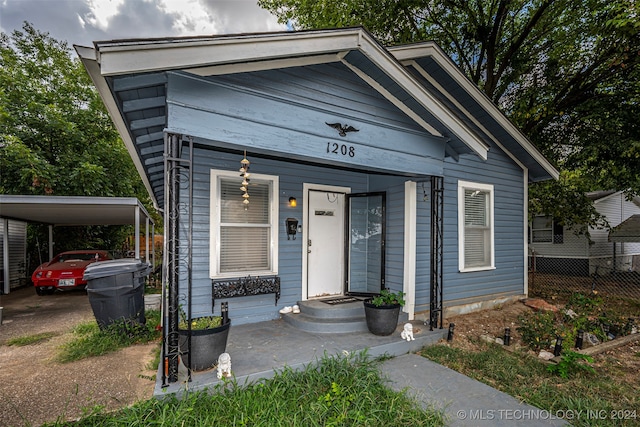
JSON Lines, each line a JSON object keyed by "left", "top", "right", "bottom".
{"left": 441, "top": 298, "right": 640, "bottom": 390}
{"left": 0, "top": 288, "right": 637, "bottom": 426}
{"left": 0, "top": 287, "right": 158, "bottom": 427}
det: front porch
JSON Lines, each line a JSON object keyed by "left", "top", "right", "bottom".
{"left": 154, "top": 313, "right": 447, "bottom": 396}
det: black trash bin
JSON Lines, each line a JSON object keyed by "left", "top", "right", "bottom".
{"left": 83, "top": 259, "right": 151, "bottom": 329}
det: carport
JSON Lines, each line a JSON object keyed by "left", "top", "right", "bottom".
{"left": 0, "top": 195, "right": 155, "bottom": 294}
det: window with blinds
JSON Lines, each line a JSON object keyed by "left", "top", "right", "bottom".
{"left": 210, "top": 170, "right": 279, "bottom": 278}
{"left": 530, "top": 215, "right": 563, "bottom": 244}
{"left": 458, "top": 181, "right": 494, "bottom": 271}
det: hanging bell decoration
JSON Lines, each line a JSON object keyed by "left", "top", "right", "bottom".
{"left": 240, "top": 151, "right": 250, "bottom": 208}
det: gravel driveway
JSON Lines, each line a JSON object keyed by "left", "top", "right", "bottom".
{"left": 0, "top": 286, "right": 157, "bottom": 426}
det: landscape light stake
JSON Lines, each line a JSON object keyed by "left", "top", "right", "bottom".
{"left": 575, "top": 329, "right": 584, "bottom": 349}
{"left": 503, "top": 327, "right": 511, "bottom": 346}
{"left": 447, "top": 323, "right": 455, "bottom": 341}
{"left": 553, "top": 336, "right": 563, "bottom": 357}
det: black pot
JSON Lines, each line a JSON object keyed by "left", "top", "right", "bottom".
{"left": 363, "top": 300, "right": 401, "bottom": 336}
{"left": 178, "top": 320, "right": 230, "bottom": 371}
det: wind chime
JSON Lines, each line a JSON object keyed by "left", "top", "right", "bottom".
{"left": 239, "top": 151, "right": 250, "bottom": 209}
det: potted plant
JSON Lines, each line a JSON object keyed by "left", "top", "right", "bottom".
{"left": 363, "top": 289, "right": 405, "bottom": 336}
{"left": 178, "top": 307, "right": 230, "bottom": 371}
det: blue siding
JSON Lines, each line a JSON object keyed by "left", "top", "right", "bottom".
{"left": 440, "top": 148, "right": 526, "bottom": 305}
{"left": 166, "top": 66, "right": 445, "bottom": 177}
{"left": 167, "top": 57, "right": 529, "bottom": 323}
{"left": 181, "top": 147, "right": 371, "bottom": 324}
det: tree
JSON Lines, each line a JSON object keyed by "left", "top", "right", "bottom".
{"left": 0, "top": 23, "right": 154, "bottom": 261}
{"left": 260, "top": 0, "right": 640, "bottom": 231}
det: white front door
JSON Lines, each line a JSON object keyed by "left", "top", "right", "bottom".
{"left": 307, "top": 190, "right": 345, "bottom": 298}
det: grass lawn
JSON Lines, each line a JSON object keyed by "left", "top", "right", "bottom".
{"left": 420, "top": 341, "right": 639, "bottom": 427}
{"left": 44, "top": 352, "right": 446, "bottom": 427}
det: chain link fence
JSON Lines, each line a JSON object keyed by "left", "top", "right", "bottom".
{"left": 528, "top": 239, "right": 640, "bottom": 302}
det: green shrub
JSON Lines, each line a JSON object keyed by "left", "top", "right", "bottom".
{"left": 517, "top": 311, "right": 558, "bottom": 351}
{"left": 547, "top": 350, "right": 595, "bottom": 379}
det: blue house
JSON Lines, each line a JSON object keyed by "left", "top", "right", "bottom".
{"left": 77, "top": 27, "right": 558, "bottom": 380}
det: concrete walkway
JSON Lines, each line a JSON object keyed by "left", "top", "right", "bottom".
{"left": 155, "top": 318, "right": 567, "bottom": 426}
{"left": 381, "top": 354, "right": 567, "bottom": 426}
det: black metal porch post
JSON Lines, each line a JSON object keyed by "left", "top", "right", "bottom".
{"left": 164, "top": 133, "right": 181, "bottom": 384}
{"left": 430, "top": 176, "right": 444, "bottom": 330}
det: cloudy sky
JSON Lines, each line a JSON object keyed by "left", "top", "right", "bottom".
{"left": 0, "top": 0, "right": 287, "bottom": 48}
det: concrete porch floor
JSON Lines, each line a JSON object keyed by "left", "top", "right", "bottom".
{"left": 155, "top": 316, "right": 445, "bottom": 396}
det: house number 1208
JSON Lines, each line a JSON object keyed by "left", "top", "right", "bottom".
{"left": 327, "top": 142, "right": 355, "bottom": 157}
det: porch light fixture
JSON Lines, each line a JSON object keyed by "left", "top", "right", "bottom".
{"left": 288, "top": 197, "right": 297, "bottom": 207}
{"left": 239, "top": 151, "right": 250, "bottom": 208}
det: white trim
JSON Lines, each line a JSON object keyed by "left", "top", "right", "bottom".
{"left": 93, "top": 30, "right": 363, "bottom": 76}
{"left": 209, "top": 170, "right": 279, "bottom": 279}
{"left": 403, "top": 181, "right": 417, "bottom": 320}
{"left": 390, "top": 43, "right": 559, "bottom": 180}
{"left": 357, "top": 41, "right": 489, "bottom": 160}
{"left": 405, "top": 60, "right": 526, "bottom": 170}
{"left": 301, "top": 183, "right": 351, "bottom": 301}
{"left": 523, "top": 170, "right": 529, "bottom": 296}
{"left": 186, "top": 53, "right": 344, "bottom": 76}
{"left": 458, "top": 180, "right": 495, "bottom": 272}
{"left": 341, "top": 60, "right": 442, "bottom": 137}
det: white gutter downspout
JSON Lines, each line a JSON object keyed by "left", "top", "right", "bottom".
{"left": 403, "top": 181, "right": 417, "bottom": 320}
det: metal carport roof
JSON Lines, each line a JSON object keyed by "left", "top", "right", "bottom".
{"left": 0, "top": 195, "right": 155, "bottom": 294}
{"left": 0, "top": 195, "right": 153, "bottom": 226}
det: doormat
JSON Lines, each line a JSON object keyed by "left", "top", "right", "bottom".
{"left": 321, "top": 296, "right": 360, "bottom": 305}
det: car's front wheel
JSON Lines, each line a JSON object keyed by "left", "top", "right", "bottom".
{"left": 35, "top": 286, "right": 55, "bottom": 296}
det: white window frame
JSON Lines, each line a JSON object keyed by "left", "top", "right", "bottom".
{"left": 209, "top": 169, "right": 279, "bottom": 279}
{"left": 458, "top": 180, "right": 495, "bottom": 272}
{"left": 531, "top": 215, "right": 553, "bottom": 243}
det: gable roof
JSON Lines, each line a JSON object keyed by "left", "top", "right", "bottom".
{"left": 389, "top": 42, "right": 558, "bottom": 182}
{"left": 76, "top": 27, "right": 558, "bottom": 209}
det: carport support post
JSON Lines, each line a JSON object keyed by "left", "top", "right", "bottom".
{"left": 48, "top": 225, "right": 54, "bottom": 261}
{"left": 2, "top": 219, "right": 9, "bottom": 294}
{"left": 134, "top": 206, "right": 140, "bottom": 259}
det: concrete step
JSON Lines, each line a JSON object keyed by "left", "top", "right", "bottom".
{"left": 282, "top": 299, "right": 368, "bottom": 333}
{"left": 282, "top": 298, "right": 408, "bottom": 334}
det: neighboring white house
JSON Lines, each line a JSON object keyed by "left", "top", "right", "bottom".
{"left": 529, "top": 191, "right": 640, "bottom": 276}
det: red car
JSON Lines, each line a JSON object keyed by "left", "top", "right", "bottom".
{"left": 32, "top": 250, "right": 111, "bottom": 295}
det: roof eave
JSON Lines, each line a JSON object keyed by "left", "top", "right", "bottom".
{"left": 390, "top": 42, "right": 559, "bottom": 181}
{"left": 75, "top": 45, "right": 160, "bottom": 211}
